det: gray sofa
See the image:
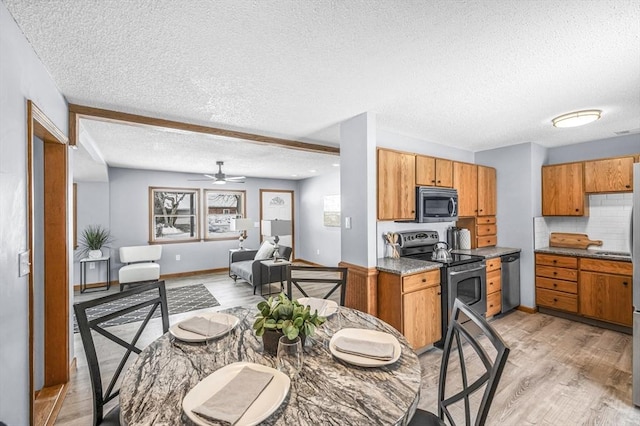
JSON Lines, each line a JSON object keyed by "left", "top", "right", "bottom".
{"left": 229, "top": 245, "right": 293, "bottom": 294}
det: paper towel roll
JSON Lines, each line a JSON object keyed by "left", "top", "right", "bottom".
{"left": 459, "top": 229, "right": 471, "bottom": 249}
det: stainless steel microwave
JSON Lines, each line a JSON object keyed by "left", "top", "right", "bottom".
{"left": 416, "top": 187, "right": 458, "bottom": 222}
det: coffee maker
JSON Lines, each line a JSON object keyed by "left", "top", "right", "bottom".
{"left": 446, "top": 226, "right": 461, "bottom": 250}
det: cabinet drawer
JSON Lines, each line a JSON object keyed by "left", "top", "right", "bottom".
{"left": 535, "top": 277, "right": 577, "bottom": 294}
{"left": 580, "top": 258, "right": 632, "bottom": 275}
{"left": 486, "top": 257, "right": 501, "bottom": 272}
{"left": 477, "top": 235, "right": 497, "bottom": 247}
{"left": 535, "top": 253, "right": 577, "bottom": 268}
{"left": 477, "top": 224, "right": 497, "bottom": 236}
{"left": 536, "top": 265, "right": 578, "bottom": 281}
{"left": 402, "top": 270, "right": 440, "bottom": 293}
{"left": 476, "top": 216, "right": 496, "bottom": 225}
{"left": 487, "top": 270, "right": 501, "bottom": 294}
{"left": 487, "top": 291, "right": 501, "bottom": 317}
{"left": 536, "top": 288, "right": 578, "bottom": 313}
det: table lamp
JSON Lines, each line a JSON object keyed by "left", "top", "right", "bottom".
{"left": 230, "top": 218, "right": 254, "bottom": 250}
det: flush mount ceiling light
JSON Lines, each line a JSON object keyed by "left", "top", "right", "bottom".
{"left": 552, "top": 110, "right": 602, "bottom": 128}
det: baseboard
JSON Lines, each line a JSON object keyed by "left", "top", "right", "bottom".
{"left": 293, "top": 258, "right": 323, "bottom": 266}
{"left": 73, "top": 268, "right": 227, "bottom": 290}
{"left": 516, "top": 305, "right": 538, "bottom": 314}
{"left": 33, "top": 383, "right": 68, "bottom": 426}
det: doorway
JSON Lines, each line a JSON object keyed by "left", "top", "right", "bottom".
{"left": 27, "top": 100, "right": 70, "bottom": 425}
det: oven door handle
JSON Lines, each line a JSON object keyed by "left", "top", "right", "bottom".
{"left": 449, "top": 266, "right": 485, "bottom": 275}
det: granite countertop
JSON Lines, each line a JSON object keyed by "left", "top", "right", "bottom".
{"left": 535, "top": 246, "right": 631, "bottom": 262}
{"left": 377, "top": 257, "right": 442, "bottom": 275}
{"left": 451, "top": 247, "right": 521, "bottom": 259}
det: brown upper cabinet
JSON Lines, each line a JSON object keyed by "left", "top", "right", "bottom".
{"left": 477, "top": 165, "right": 497, "bottom": 216}
{"left": 453, "top": 162, "right": 478, "bottom": 217}
{"left": 542, "top": 163, "right": 585, "bottom": 216}
{"left": 416, "top": 155, "right": 453, "bottom": 188}
{"left": 377, "top": 148, "right": 416, "bottom": 220}
{"left": 584, "top": 156, "right": 634, "bottom": 193}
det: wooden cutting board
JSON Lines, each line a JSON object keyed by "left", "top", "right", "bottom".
{"left": 549, "top": 232, "right": 603, "bottom": 249}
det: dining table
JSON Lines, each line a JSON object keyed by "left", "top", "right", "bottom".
{"left": 119, "top": 305, "right": 422, "bottom": 425}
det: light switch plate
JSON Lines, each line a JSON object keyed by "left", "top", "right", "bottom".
{"left": 19, "top": 250, "right": 31, "bottom": 277}
{"left": 345, "top": 217, "right": 352, "bottom": 229}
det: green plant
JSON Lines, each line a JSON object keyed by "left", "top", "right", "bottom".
{"left": 78, "top": 225, "right": 113, "bottom": 256}
{"left": 253, "top": 292, "right": 326, "bottom": 340}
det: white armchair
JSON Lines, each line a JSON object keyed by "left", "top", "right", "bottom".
{"left": 118, "top": 245, "right": 162, "bottom": 291}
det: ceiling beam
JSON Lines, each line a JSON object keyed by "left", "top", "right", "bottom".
{"left": 68, "top": 103, "right": 340, "bottom": 155}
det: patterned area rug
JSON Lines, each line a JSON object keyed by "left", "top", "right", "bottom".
{"left": 73, "top": 284, "right": 220, "bottom": 333}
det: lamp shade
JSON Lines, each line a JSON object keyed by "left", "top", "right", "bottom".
{"left": 229, "top": 218, "right": 254, "bottom": 231}
{"left": 261, "top": 219, "right": 292, "bottom": 237}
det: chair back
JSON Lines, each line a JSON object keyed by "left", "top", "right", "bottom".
{"left": 73, "top": 281, "right": 170, "bottom": 425}
{"left": 286, "top": 265, "right": 348, "bottom": 306}
{"left": 437, "top": 298, "right": 510, "bottom": 426}
{"left": 119, "top": 245, "right": 162, "bottom": 264}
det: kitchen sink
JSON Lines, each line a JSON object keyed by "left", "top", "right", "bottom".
{"left": 593, "top": 250, "right": 631, "bottom": 258}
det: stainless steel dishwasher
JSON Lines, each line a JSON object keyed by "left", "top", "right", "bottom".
{"left": 500, "top": 252, "right": 520, "bottom": 313}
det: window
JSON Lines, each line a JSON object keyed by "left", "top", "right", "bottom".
{"left": 204, "top": 189, "right": 246, "bottom": 240}
{"left": 150, "top": 188, "right": 199, "bottom": 243}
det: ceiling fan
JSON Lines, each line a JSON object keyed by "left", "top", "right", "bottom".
{"left": 190, "top": 161, "right": 246, "bottom": 184}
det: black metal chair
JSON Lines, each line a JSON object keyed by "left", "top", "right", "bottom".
{"left": 286, "top": 265, "right": 348, "bottom": 306}
{"left": 409, "top": 299, "right": 510, "bottom": 426}
{"left": 73, "top": 281, "right": 170, "bottom": 426}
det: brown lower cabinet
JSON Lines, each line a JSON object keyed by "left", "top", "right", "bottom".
{"left": 535, "top": 253, "right": 632, "bottom": 327}
{"left": 377, "top": 269, "right": 442, "bottom": 349}
{"left": 486, "top": 257, "right": 502, "bottom": 317}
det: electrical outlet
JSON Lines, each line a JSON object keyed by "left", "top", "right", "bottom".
{"left": 176, "top": 254, "right": 181, "bottom": 261}
{"left": 316, "top": 249, "right": 320, "bottom": 255}
{"left": 89, "top": 263, "right": 96, "bottom": 270}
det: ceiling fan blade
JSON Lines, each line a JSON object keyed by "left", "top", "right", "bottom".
{"left": 204, "top": 174, "right": 217, "bottom": 179}
{"left": 225, "top": 176, "right": 246, "bottom": 181}
{"left": 188, "top": 178, "right": 216, "bottom": 181}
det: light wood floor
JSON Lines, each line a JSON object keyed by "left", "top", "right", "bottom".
{"left": 57, "top": 272, "right": 640, "bottom": 425}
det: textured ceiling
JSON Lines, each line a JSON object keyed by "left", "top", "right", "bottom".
{"left": 4, "top": 0, "right": 640, "bottom": 181}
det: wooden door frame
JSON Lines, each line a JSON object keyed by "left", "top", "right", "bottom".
{"left": 27, "top": 100, "right": 70, "bottom": 424}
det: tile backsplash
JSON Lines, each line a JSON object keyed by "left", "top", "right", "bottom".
{"left": 534, "top": 193, "right": 632, "bottom": 252}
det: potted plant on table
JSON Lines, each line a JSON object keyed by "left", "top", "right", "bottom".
{"left": 78, "top": 224, "right": 113, "bottom": 259}
{"left": 253, "top": 292, "right": 326, "bottom": 354}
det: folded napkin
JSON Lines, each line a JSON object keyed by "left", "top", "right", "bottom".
{"left": 178, "top": 316, "right": 229, "bottom": 337}
{"left": 304, "top": 298, "right": 329, "bottom": 316}
{"left": 333, "top": 336, "right": 396, "bottom": 361}
{"left": 192, "top": 366, "right": 274, "bottom": 425}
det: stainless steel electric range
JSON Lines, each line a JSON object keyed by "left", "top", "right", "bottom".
{"left": 397, "top": 230, "right": 487, "bottom": 347}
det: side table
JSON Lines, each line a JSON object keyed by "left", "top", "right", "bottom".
{"left": 79, "top": 256, "right": 111, "bottom": 293}
{"left": 259, "top": 259, "right": 291, "bottom": 297}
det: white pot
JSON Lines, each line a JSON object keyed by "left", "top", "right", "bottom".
{"left": 88, "top": 249, "right": 103, "bottom": 259}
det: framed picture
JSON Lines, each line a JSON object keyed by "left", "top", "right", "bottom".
{"left": 204, "top": 189, "right": 246, "bottom": 240}
{"left": 149, "top": 187, "right": 200, "bottom": 243}
{"left": 260, "top": 189, "right": 294, "bottom": 253}
{"left": 323, "top": 195, "right": 340, "bottom": 227}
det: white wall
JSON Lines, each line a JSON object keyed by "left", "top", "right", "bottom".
{"left": 0, "top": 3, "right": 69, "bottom": 422}
{"left": 297, "top": 170, "right": 342, "bottom": 265}
{"left": 547, "top": 133, "right": 640, "bottom": 164}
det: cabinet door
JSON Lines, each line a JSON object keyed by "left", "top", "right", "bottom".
{"left": 477, "top": 165, "right": 496, "bottom": 216}
{"left": 580, "top": 271, "right": 632, "bottom": 326}
{"left": 435, "top": 158, "right": 453, "bottom": 188}
{"left": 377, "top": 149, "right": 416, "bottom": 220}
{"left": 542, "top": 163, "right": 584, "bottom": 216}
{"left": 584, "top": 157, "right": 634, "bottom": 193}
{"left": 415, "top": 155, "right": 436, "bottom": 186}
{"left": 403, "top": 286, "right": 442, "bottom": 349}
{"left": 453, "top": 162, "right": 478, "bottom": 217}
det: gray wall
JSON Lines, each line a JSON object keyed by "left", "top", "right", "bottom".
{"left": 476, "top": 142, "right": 548, "bottom": 309}
{"left": 74, "top": 182, "right": 110, "bottom": 284}
{"left": 0, "top": 3, "right": 69, "bottom": 421}
{"left": 105, "top": 168, "right": 300, "bottom": 277}
{"left": 297, "top": 170, "right": 342, "bottom": 265}
{"left": 547, "top": 133, "right": 640, "bottom": 164}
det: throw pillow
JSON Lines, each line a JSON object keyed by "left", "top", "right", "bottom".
{"left": 255, "top": 241, "right": 276, "bottom": 260}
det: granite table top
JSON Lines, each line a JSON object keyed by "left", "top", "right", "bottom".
{"left": 377, "top": 257, "right": 442, "bottom": 275}
{"left": 535, "top": 246, "right": 632, "bottom": 262}
{"left": 119, "top": 305, "right": 422, "bottom": 425}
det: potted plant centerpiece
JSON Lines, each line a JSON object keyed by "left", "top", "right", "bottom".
{"left": 253, "top": 292, "right": 326, "bottom": 354}
{"left": 78, "top": 224, "right": 113, "bottom": 259}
